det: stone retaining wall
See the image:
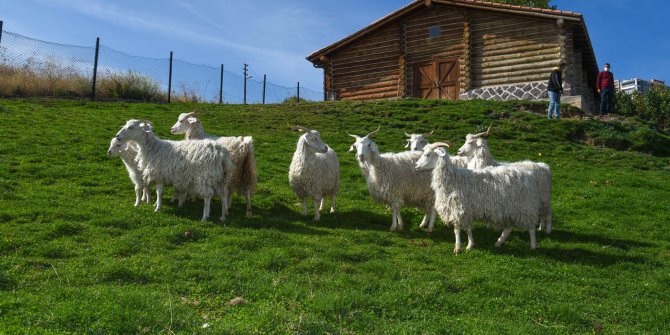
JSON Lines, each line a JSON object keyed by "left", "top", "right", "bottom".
{"left": 460, "top": 82, "right": 554, "bottom": 101}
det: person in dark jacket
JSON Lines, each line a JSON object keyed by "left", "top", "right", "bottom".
{"left": 546, "top": 60, "right": 565, "bottom": 120}
{"left": 596, "top": 63, "right": 615, "bottom": 117}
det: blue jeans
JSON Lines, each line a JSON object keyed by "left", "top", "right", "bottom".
{"left": 548, "top": 90, "right": 560, "bottom": 119}
{"left": 600, "top": 88, "right": 614, "bottom": 116}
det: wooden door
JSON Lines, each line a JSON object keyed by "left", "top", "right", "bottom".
{"left": 414, "top": 58, "right": 460, "bottom": 100}
{"left": 415, "top": 62, "right": 438, "bottom": 99}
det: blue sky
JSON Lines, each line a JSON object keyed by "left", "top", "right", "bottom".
{"left": 1, "top": 0, "right": 668, "bottom": 92}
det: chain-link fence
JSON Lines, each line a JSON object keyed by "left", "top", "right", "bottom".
{"left": 0, "top": 25, "right": 323, "bottom": 103}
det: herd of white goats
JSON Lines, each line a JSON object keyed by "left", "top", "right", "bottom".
{"left": 108, "top": 111, "right": 552, "bottom": 253}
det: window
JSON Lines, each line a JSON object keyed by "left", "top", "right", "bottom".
{"left": 428, "top": 26, "right": 441, "bottom": 38}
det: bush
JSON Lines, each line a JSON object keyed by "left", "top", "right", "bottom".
{"left": 615, "top": 86, "right": 670, "bottom": 131}
{"left": 96, "top": 70, "right": 166, "bottom": 101}
{"left": 282, "top": 96, "right": 311, "bottom": 104}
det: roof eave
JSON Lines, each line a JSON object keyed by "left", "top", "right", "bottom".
{"left": 307, "top": 0, "right": 587, "bottom": 65}
{"left": 306, "top": 1, "right": 423, "bottom": 64}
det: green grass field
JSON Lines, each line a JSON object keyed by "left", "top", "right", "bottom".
{"left": 1, "top": 98, "right": 669, "bottom": 334}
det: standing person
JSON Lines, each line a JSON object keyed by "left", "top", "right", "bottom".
{"left": 546, "top": 60, "right": 565, "bottom": 120}
{"left": 597, "top": 63, "right": 615, "bottom": 118}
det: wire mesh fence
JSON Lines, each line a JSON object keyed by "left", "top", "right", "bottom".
{"left": 0, "top": 26, "right": 323, "bottom": 103}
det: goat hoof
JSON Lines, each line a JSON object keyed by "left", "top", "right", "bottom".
{"left": 453, "top": 247, "right": 462, "bottom": 254}
{"left": 495, "top": 242, "right": 503, "bottom": 248}
{"left": 466, "top": 244, "right": 475, "bottom": 251}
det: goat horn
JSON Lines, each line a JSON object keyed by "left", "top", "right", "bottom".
{"left": 366, "top": 125, "right": 381, "bottom": 138}
{"left": 424, "top": 130, "right": 435, "bottom": 137}
{"left": 430, "top": 141, "right": 451, "bottom": 149}
{"left": 404, "top": 131, "right": 411, "bottom": 137}
{"left": 346, "top": 131, "right": 361, "bottom": 140}
{"left": 472, "top": 125, "right": 491, "bottom": 138}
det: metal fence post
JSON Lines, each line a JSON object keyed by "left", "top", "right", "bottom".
{"left": 297, "top": 81, "right": 300, "bottom": 102}
{"left": 167, "top": 51, "right": 173, "bottom": 103}
{"left": 262, "top": 74, "right": 266, "bottom": 105}
{"left": 0, "top": 21, "right": 4, "bottom": 46}
{"left": 243, "top": 63, "right": 248, "bottom": 105}
{"left": 219, "top": 64, "right": 224, "bottom": 104}
{"left": 91, "top": 37, "right": 100, "bottom": 100}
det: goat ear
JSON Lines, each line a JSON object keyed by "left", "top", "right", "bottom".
{"left": 348, "top": 145, "right": 355, "bottom": 153}
{"left": 476, "top": 138, "right": 483, "bottom": 146}
{"left": 404, "top": 140, "right": 410, "bottom": 148}
{"left": 139, "top": 122, "right": 152, "bottom": 133}
{"left": 187, "top": 117, "right": 197, "bottom": 124}
{"left": 435, "top": 148, "right": 446, "bottom": 157}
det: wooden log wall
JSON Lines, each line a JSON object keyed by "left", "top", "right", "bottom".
{"left": 403, "top": 6, "right": 466, "bottom": 96}
{"left": 469, "top": 10, "right": 561, "bottom": 88}
{"left": 322, "top": 3, "right": 583, "bottom": 101}
{"left": 330, "top": 23, "right": 403, "bottom": 100}
{"left": 460, "top": 13, "right": 472, "bottom": 93}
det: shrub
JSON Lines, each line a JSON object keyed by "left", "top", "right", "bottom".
{"left": 615, "top": 86, "right": 670, "bottom": 131}
{"left": 96, "top": 70, "right": 166, "bottom": 101}
{"left": 282, "top": 96, "right": 311, "bottom": 104}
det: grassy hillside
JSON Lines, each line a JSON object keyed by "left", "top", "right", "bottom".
{"left": 0, "top": 98, "right": 669, "bottom": 334}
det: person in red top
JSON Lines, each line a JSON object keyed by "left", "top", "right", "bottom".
{"left": 596, "top": 63, "right": 615, "bottom": 117}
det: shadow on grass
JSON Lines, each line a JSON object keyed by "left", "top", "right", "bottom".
{"left": 547, "top": 229, "right": 653, "bottom": 250}
{"left": 531, "top": 245, "right": 649, "bottom": 267}
{"left": 225, "top": 201, "right": 333, "bottom": 236}
{"left": 469, "top": 226, "right": 652, "bottom": 267}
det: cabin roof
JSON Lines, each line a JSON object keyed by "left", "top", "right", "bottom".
{"left": 307, "top": 0, "right": 595, "bottom": 71}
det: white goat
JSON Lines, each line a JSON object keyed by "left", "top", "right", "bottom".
{"left": 404, "top": 131, "right": 433, "bottom": 151}
{"left": 348, "top": 127, "right": 436, "bottom": 232}
{"left": 416, "top": 142, "right": 543, "bottom": 253}
{"left": 107, "top": 137, "right": 150, "bottom": 206}
{"left": 456, "top": 127, "right": 552, "bottom": 233}
{"left": 288, "top": 126, "right": 340, "bottom": 221}
{"left": 115, "top": 119, "right": 234, "bottom": 221}
{"left": 170, "top": 111, "right": 257, "bottom": 217}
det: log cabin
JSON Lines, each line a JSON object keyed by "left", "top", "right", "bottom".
{"left": 307, "top": 0, "right": 599, "bottom": 112}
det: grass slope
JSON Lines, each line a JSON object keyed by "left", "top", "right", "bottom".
{"left": 0, "top": 99, "right": 669, "bottom": 334}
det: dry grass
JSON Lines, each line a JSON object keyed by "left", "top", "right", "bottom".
{"left": 0, "top": 59, "right": 200, "bottom": 102}
{"left": 0, "top": 59, "right": 91, "bottom": 97}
